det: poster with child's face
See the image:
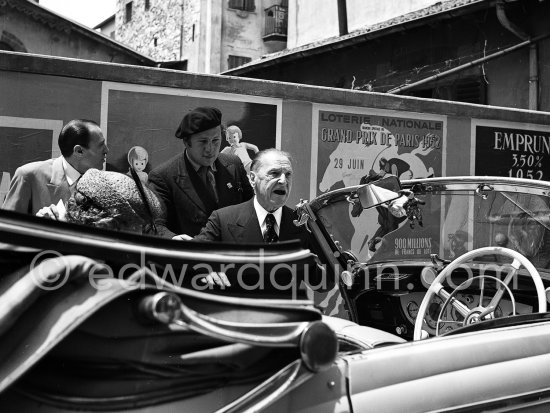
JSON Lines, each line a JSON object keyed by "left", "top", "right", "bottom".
{"left": 103, "top": 84, "right": 280, "bottom": 174}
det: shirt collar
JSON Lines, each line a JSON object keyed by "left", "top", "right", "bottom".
{"left": 61, "top": 157, "right": 81, "bottom": 186}
{"left": 185, "top": 150, "right": 217, "bottom": 172}
{"left": 253, "top": 196, "right": 282, "bottom": 231}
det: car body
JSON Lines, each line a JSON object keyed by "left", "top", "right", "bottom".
{"left": 1, "top": 175, "right": 550, "bottom": 412}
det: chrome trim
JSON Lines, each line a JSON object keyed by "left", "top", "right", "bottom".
{"left": 174, "top": 308, "right": 309, "bottom": 347}
{"left": 336, "top": 334, "right": 375, "bottom": 351}
{"left": 133, "top": 271, "right": 321, "bottom": 348}
{"left": 138, "top": 268, "right": 317, "bottom": 309}
{"left": 309, "top": 177, "right": 550, "bottom": 212}
{"left": 216, "top": 360, "right": 314, "bottom": 413}
{"left": 0, "top": 221, "right": 312, "bottom": 264}
{"left": 402, "top": 176, "right": 550, "bottom": 195}
{"left": 294, "top": 199, "right": 312, "bottom": 226}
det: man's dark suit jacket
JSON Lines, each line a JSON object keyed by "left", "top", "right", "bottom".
{"left": 194, "top": 199, "right": 335, "bottom": 292}
{"left": 194, "top": 198, "right": 308, "bottom": 245}
{"left": 149, "top": 152, "right": 253, "bottom": 237}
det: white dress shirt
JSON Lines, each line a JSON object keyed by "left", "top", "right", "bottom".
{"left": 253, "top": 197, "right": 282, "bottom": 236}
{"left": 61, "top": 157, "right": 81, "bottom": 187}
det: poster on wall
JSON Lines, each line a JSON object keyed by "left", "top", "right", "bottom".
{"left": 473, "top": 120, "right": 550, "bottom": 180}
{"left": 103, "top": 83, "right": 281, "bottom": 180}
{"left": 0, "top": 117, "right": 63, "bottom": 205}
{"left": 312, "top": 106, "right": 446, "bottom": 260}
{"left": 0, "top": 127, "right": 54, "bottom": 205}
{"left": 311, "top": 106, "right": 446, "bottom": 316}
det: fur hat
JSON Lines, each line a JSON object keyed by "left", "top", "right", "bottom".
{"left": 76, "top": 169, "right": 162, "bottom": 223}
{"left": 175, "top": 107, "right": 222, "bottom": 140}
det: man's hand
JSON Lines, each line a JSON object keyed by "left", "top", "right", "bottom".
{"left": 172, "top": 234, "right": 193, "bottom": 241}
{"left": 36, "top": 204, "right": 61, "bottom": 220}
{"left": 200, "top": 272, "right": 231, "bottom": 288}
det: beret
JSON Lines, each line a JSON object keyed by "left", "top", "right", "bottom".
{"left": 175, "top": 107, "right": 222, "bottom": 139}
{"left": 76, "top": 169, "right": 163, "bottom": 223}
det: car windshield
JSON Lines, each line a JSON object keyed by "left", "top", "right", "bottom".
{"left": 313, "top": 178, "right": 550, "bottom": 270}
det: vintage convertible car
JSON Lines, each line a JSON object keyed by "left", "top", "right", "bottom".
{"left": 1, "top": 175, "right": 550, "bottom": 412}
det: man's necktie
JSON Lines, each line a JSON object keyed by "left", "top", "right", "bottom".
{"left": 199, "top": 166, "right": 218, "bottom": 204}
{"left": 264, "top": 213, "right": 279, "bottom": 243}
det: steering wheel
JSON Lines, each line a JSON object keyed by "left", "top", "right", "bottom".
{"left": 413, "top": 247, "right": 547, "bottom": 340}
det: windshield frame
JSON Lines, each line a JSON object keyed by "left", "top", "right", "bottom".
{"left": 307, "top": 176, "right": 550, "bottom": 269}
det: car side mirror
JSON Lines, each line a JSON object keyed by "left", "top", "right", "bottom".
{"left": 357, "top": 175, "right": 402, "bottom": 209}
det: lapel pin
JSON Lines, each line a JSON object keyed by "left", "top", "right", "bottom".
{"left": 227, "top": 183, "right": 233, "bottom": 189}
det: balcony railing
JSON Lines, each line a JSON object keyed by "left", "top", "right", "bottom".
{"left": 263, "top": 5, "right": 287, "bottom": 41}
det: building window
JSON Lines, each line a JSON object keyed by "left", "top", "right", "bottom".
{"left": 125, "top": 2, "right": 133, "bottom": 23}
{"left": 263, "top": 4, "right": 287, "bottom": 40}
{"left": 454, "top": 78, "right": 486, "bottom": 104}
{"left": 228, "top": 0, "right": 255, "bottom": 12}
{"left": 228, "top": 55, "right": 251, "bottom": 69}
{"left": 145, "top": 0, "right": 150, "bottom": 10}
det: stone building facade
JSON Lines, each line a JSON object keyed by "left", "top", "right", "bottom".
{"left": 115, "top": 0, "right": 183, "bottom": 63}
{"left": 0, "top": 0, "right": 153, "bottom": 65}
{"left": 114, "top": 0, "right": 287, "bottom": 73}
